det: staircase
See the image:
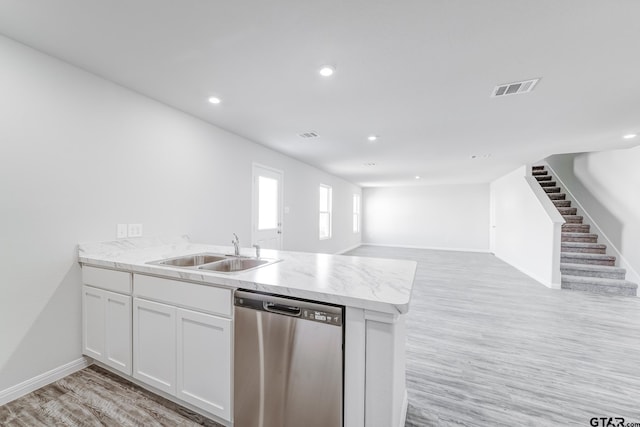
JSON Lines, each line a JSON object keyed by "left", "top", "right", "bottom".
{"left": 532, "top": 165, "right": 638, "bottom": 297}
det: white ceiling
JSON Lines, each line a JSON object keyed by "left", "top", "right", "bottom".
{"left": 1, "top": 0, "right": 639, "bottom": 186}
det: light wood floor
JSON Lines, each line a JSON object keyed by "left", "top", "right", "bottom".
{"left": 345, "top": 246, "right": 640, "bottom": 427}
{"left": 0, "top": 365, "right": 223, "bottom": 426}
{"left": 3, "top": 246, "right": 640, "bottom": 426}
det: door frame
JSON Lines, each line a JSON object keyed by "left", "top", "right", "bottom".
{"left": 251, "top": 162, "right": 284, "bottom": 249}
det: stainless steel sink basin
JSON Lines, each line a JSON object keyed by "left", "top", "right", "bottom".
{"left": 148, "top": 253, "right": 281, "bottom": 274}
{"left": 149, "top": 253, "right": 227, "bottom": 267}
{"left": 198, "top": 257, "right": 279, "bottom": 273}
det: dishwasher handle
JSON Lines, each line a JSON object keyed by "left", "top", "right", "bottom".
{"left": 263, "top": 301, "right": 302, "bottom": 317}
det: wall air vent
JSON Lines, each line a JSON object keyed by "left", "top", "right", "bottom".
{"left": 298, "top": 131, "right": 319, "bottom": 139}
{"left": 491, "top": 78, "right": 540, "bottom": 97}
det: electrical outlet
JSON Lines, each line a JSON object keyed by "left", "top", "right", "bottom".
{"left": 128, "top": 223, "right": 143, "bottom": 237}
{"left": 117, "top": 223, "right": 128, "bottom": 238}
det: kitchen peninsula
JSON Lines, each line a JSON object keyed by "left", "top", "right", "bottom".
{"left": 78, "top": 236, "right": 416, "bottom": 427}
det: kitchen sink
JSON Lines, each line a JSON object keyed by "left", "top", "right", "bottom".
{"left": 198, "top": 257, "right": 276, "bottom": 273}
{"left": 149, "top": 253, "right": 228, "bottom": 267}
{"left": 148, "top": 253, "right": 280, "bottom": 274}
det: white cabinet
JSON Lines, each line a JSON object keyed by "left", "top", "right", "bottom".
{"left": 133, "top": 298, "right": 176, "bottom": 394}
{"left": 82, "top": 268, "right": 232, "bottom": 423}
{"left": 177, "top": 308, "right": 231, "bottom": 420}
{"left": 132, "top": 274, "right": 232, "bottom": 422}
{"left": 81, "top": 266, "right": 132, "bottom": 375}
{"left": 82, "top": 285, "right": 132, "bottom": 375}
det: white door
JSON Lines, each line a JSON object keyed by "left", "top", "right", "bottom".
{"left": 252, "top": 163, "right": 283, "bottom": 249}
{"left": 176, "top": 308, "right": 231, "bottom": 420}
{"left": 133, "top": 298, "right": 176, "bottom": 395}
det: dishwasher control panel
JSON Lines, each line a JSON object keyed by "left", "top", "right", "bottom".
{"left": 235, "top": 290, "right": 343, "bottom": 327}
{"left": 301, "top": 309, "right": 342, "bottom": 326}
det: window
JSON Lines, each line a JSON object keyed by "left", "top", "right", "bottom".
{"left": 257, "top": 175, "right": 278, "bottom": 230}
{"left": 319, "top": 184, "right": 332, "bottom": 240}
{"left": 353, "top": 194, "right": 361, "bottom": 233}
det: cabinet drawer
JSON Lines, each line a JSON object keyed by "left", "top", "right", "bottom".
{"left": 133, "top": 274, "right": 231, "bottom": 318}
{"left": 82, "top": 266, "right": 131, "bottom": 294}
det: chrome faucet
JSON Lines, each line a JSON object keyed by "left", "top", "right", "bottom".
{"left": 232, "top": 233, "right": 240, "bottom": 256}
{"left": 253, "top": 244, "right": 261, "bottom": 258}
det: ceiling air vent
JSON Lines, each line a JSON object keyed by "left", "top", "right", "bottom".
{"left": 491, "top": 78, "right": 540, "bottom": 97}
{"left": 298, "top": 131, "right": 319, "bottom": 139}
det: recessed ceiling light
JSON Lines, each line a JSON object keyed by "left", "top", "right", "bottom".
{"left": 415, "top": 175, "right": 421, "bottom": 179}
{"left": 623, "top": 133, "right": 637, "bottom": 139}
{"left": 208, "top": 96, "right": 221, "bottom": 104}
{"left": 319, "top": 66, "right": 335, "bottom": 77}
{"left": 367, "top": 135, "right": 378, "bottom": 142}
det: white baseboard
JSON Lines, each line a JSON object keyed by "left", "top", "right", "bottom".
{"left": 0, "top": 357, "right": 92, "bottom": 406}
{"left": 335, "top": 243, "right": 363, "bottom": 254}
{"left": 361, "top": 242, "right": 491, "bottom": 253}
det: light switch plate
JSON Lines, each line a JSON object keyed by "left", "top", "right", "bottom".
{"left": 117, "top": 223, "right": 128, "bottom": 238}
{"left": 128, "top": 223, "right": 143, "bottom": 237}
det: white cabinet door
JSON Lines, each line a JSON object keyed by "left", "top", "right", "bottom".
{"left": 82, "top": 285, "right": 105, "bottom": 360}
{"left": 133, "top": 298, "right": 176, "bottom": 395}
{"left": 82, "top": 285, "right": 132, "bottom": 375}
{"left": 104, "top": 291, "right": 132, "bottom": 375}
{"left": 176, "top": 308, "right": 231, "bottom": 421}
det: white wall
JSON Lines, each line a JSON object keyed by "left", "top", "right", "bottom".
{"left": 546, "top": 149, "right": 640, "bottom": 284}
{"left": 0, "top": 35, "right": 360, "bottom": 392}
{"left": 490, "top": 166, "right": 564, "bottom": 288}
{"left": 362, "top": 184, "right": 490, "bottom": 252}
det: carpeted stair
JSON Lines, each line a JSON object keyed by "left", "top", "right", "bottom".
{"left": 533, "top": 165, "right": 638, "bottom": 297}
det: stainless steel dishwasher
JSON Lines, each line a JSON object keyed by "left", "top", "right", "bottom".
{"left": 234, "top": 290, "right": 344, "bottom": 427}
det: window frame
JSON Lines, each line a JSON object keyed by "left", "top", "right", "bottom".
{"left": 353, "top": 193, "right": 361, "bottom": 234}
{"left": 319, "top": 184, "right": 333, "bottom": 240}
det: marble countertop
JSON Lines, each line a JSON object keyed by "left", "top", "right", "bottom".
{"left": 78, "top": 236, "right": 416, "bottom": 314}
